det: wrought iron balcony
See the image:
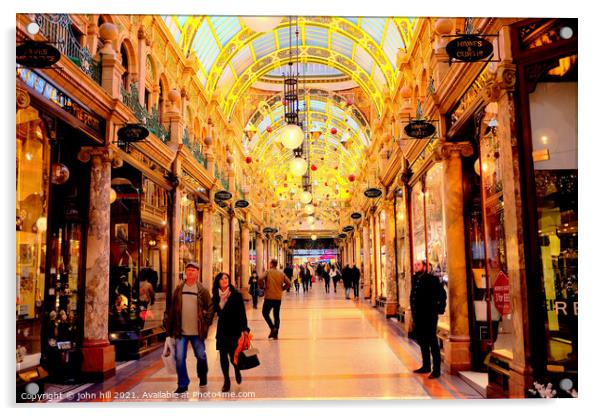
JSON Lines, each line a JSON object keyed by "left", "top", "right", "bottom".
{"left": 183, "top": 128, "right": 208, "bottom": 169}
{"left": 120, "top": 83, "right": 170, "bottom": 143}
{"left": 34, "top": 14, "right": 101, "bottom": 84}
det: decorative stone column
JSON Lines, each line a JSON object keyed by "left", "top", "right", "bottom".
{"left": 384, "top": 200, "right": 398, "bottom": 317}
{"left": 400, "top": 172, "right": 414, "bottom": 334}
{"left": 77, "top": 146, "right": 122, "bottom": 381}
{"left": 165, "top": 89, "right": 183, "bottom": 144}
{"left": 354, "top": 233, "right": 362, "bottom": 269}
{"left": 240, "top": 221, "right": 251, "bottom": 301}
{"left": 228, "top": 213, "right": 235, "bottom": 283}
{"left": 201, "top": 205, "right": 214, "bottom": 284}
{"left": 256, "top": 234, "right": 265, "bottom": 276}
{"left": 482, "top": 45, "right": 533, "bottom": 396}
{"left": 96, "top": 23, "right": 123, "bottom": 99}
{"left": 371, "top": 213, "right": 381, "bottom": 305}
{"left": 170, "top": 150, "right": 183, "bottom": 289}
{"left": 434, "top": 140, "right": 474, "bottom": 374}
{"left": 362, "top": 220, "right": 372, "bottom": 299}
{"left": 136, "top": 26, "right": 148, "bottom": 106}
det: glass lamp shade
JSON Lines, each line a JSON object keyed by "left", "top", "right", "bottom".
{"left": 36, "top": 216, "right": 47, "bottom": 232}
{"left": 289, "top": 157, "right": 307, "bottom": 177}
{"left": 299, "top": 191, "right": 313, "bottom": 204}
{"left": 181, "top": 194, "right": 192, "bottom": 206}
{"left": 311, "top": 234, "right": 317, "bottom": 241}
{"left": 109, "top": 188, "right": 117, "bottom": 204}
{"left": 241, "top": 17, "right": 282, "bottom": 32}
{"left": 280, "top": 124, "right": 304, "bottom": 149}
{"left": 306, "top": 216, "right": 315, "bottom": 225}
{"left": 304, "top": 204, "right": 315, "bottom": 215}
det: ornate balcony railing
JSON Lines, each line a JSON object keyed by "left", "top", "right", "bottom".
{"left": 183, "top": 128, "right": 208, "bottom": 169}
{"left": 34, "top": 14, "right": 101, "bottom": 84}
{"left": 121, "top": 83, "right": 170, "bottom": 143}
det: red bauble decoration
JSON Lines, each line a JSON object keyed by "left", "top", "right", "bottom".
{"left": 331, "top": 127, "right": 337, "bottom": 135}
{"left": 282, "top": 99, "right": 288, "bottom": 106}
{"left": 245, "top": 156, "right": 252, "bottom": 164}
{"left": 324, "top": 182, "right": 328, "bottom": 186}
{"left": 348, "top": 174, "right": 356, "bottom": 182}
{"left": 266, "top": 125, "right": 273, "bottom": 133}
{"left": 272, "top": 203, "right": 277, "bottom": 208}
{"left": 310, "top": 164, "right": 317, "bottom": 171}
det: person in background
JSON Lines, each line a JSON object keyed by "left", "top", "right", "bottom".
{"left": 342, "top": 264, "right": 352, "bottom": 299}
{"left": 212, "top": 272, "right": 249, "bottom": 392}
{"left": 330, "top": 265, "right": 340, "bottom": 293}
{"left": 166, "top": 262, "right": 214, "bottom": 394}
{"left": 248, "top": 270, "right": 260, "bottom": 309}
{"left": 410, "top": 260, "right": 447, "bottom": 379}
{"left": 351, "top": 263, "right": 361, "bottom": 300}
{"left": 292, "top": 264, "right": 301, "bottom": 293}
{"left": 260, "top": 259, "right": 291, "bottom": 340}
{"left": 283, "top": 263, "right": 293, "bottom": 293}
{"left": 323, "top": 263, "right": 331, "bottom": 294}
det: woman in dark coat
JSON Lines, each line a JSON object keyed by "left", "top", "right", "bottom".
{"left": 212, "top": 272, "right": 249, "bottom": 392}
{"left": 248, "top": 270, "right": 260, "bottom": 309}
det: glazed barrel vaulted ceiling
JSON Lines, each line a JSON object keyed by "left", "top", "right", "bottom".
{"left": 160, "top": 16, "right": 419, "bottom": 234}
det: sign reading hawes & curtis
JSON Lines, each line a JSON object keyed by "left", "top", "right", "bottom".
{"left": 404, "top": 120, "right": 437, "bottom": 139}
{"left": 446, "top": 35, "right": 494, "bottom": 62}
{"left": 16, "top": 42, "right": 61, "bottom": 68}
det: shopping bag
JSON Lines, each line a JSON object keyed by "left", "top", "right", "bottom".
{"left": 161, "top": 337, "right": 177, "bottom": 374}
{"left": 237, "top": 348, "right": 260, "bottom": 370}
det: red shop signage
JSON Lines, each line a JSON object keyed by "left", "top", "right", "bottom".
{"left": 492, "top": 271, "right": 511, "bottom": 315}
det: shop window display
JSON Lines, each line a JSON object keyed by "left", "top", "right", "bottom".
{"left": 395, "top": 192, "right": 407, "bottom": 309}
{"left": 425, "top": 164, "right": 449, "bottom": 326}
{"left": 16, "top": 105, "right": 49, "bottom": 378}
{"left": 478, "top": 118, "right": 513, "bottom": 354}
{"left": 411, "top": 183, "right": 426, "bottom": 262}
{"left": 140, "top": 177, "right": 170, "bottom": 330}
{"left": 379, "top": 210, "right": 387, "bottom": 299}
{"left": 213, "top": 213, "right": 226, "bottom": 276}
{"left": 529, "top": 79, "right": 578, "bottom": 372}
{"left": 179, "top": 195, "right": 198, "bottom": 276}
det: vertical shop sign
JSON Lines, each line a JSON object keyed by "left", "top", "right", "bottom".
{"left": 492, "top": 271, "right": 511, "bottom": 315}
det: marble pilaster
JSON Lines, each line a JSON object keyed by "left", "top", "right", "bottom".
{"left": 241, "top": 222, "right": 251, "bottom": 301}
{"left": 256, "top": 235, "right": 265, "bottom": 276}
{"left": 201, "top": 205, "right": 214, "bottom": 284}
{"left": 370, "top": 214, "right": 379, "bottom": 305}
{"left": 136, "top": 26, "right": 147, "bottom": 106}
{"left": 362, "top": 221, "right": 372, "bottom": 299}
{"left": 77, "top": 146, "right": 122, "bottom": 380}
{"left": 384, "top": 200, "right": 398, "bottom": 317}
{"left": 434, "top": 140, "right": 474, "bottom": 374}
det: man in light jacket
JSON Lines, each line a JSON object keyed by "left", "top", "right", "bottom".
{"left": 166, "top": 262, "right": 214, "bottom": 393}
{"left": 260, "top": 259, "right": 291, "bottom": 340}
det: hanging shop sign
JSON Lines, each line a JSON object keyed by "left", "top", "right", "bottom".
{"left": 445, "top": 35, "right": 494, "bottom": 63}
{"left": 364, "top": 188, "right": 383, "bottom": 198}
{"left": 215, "top": 190, "right": 233, "bottom": 201}
{"left": 117, "top": 123, "right": 149, "bottom": 142}
{"left": 234, "top": 199, "right": 249, "bottom": 208}
{"left": 404, "top": 120, "right": 437, "bottom": 139}
{"left": 351, "top": 212, "right": 362, "bottom": 220}
{"left": 342, "top": 225, "right": 354, "bottom": 232}
{"left": 492, "top": 271, "right": 511, "bottom": 315}
{"left": 263, "top": 227, "right": 277, "bottom": 234}
{"left": 16, "top": 42, "right": 61, "bottom": 68}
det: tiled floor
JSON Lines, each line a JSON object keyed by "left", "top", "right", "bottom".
{"left": 59, "top": 287, "right": 482, "bottom": 402}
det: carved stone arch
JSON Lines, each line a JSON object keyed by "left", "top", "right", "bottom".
{"left": 119, "top": 38, "right": 138, "bottom": 87}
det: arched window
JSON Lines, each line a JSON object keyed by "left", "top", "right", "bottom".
{"left": 120, "top": 44, "right": 129, "bottom": 91}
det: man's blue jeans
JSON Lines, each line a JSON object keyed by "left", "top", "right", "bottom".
{"left": 174, "top": 335, "right": 207, "bottom": 388}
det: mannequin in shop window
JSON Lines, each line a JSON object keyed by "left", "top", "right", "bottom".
{"left": 109, "top": 294, "right": 131, "bottom": 332}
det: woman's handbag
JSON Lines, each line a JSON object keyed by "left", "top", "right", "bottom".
{"left": 234, "top": 332, "right": 260, "bottom": 370}
{"left": 256, "top": 288, "right": 265, "bottom": 297}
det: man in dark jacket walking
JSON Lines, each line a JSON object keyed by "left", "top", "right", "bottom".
{"left": 410, "top": 260, "right": 447, "bottom": 379}
{"left": 283, "top": 263, "right": 293, "bottom": 293}
{"left": 166, "top": 262, "right": 214, "bottom": 393}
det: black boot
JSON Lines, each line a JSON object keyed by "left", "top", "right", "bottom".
{"left": 428, "top": 369, "right": 441, "bottom": 379}
{"left": 222, "top": 378, "right": 231, "bottom": 392}
{"left": 268, "top": 328, "right": 276, "bottom": 339}
{"left": 273, "top": 328, "right": 279, "bottom": 340}
{"left": 413, "top": 366, "right": 431, "bottom": 374}
{"left": 235, "top": 368, "right": 242, "bottom": 384}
